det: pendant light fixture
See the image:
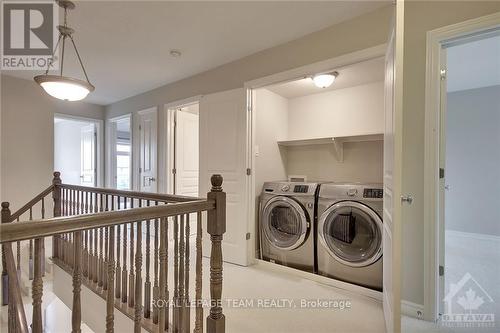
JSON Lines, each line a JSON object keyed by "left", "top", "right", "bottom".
{"left": 312, "top": 71, "right": 339, "bottom": 89}
{"left": 34, "top": 0, "right": 94, "bottom": 101}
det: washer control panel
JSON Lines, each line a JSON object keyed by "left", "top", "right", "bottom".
{"left": 363, "top": 188, "right": 383, "bottom": 199}
{"left": 293, "top": 185, "right": 309, "bottom": 193}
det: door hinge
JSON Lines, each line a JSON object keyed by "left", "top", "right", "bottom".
{"left": 440, "top": 69, "right": 447, "bottom": 80}
{"left": 139, "top": 124, "right": 142, "bottom": 130}
{"left": 247, "top": 105, "right": 252, "bottom": 112}
{"left": 246, "top": 168, "right": 251, "bottom": 176}
{"left": 139, "top": 167, "right": 142, "bottom": 173}
{"left": 439, "top": 168, "right": 445, "bottom": 179}
{"left": 439, "top": 265, "right": 444, "bottom": 276}
{"left": 172, "top": 168, "right": 177, "bottom": 175}
{"left": 246, "top": 232, "right": 251, "bottom": 240}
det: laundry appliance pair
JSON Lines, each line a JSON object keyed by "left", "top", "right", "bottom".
{"left": 259, "top": 181, "right": 383, "bottom": 291}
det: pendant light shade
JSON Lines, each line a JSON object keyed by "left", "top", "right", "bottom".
{"left": 35, "top": 0, "right": 94, "bottom": 101}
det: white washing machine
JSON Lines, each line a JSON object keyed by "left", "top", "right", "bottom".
{"left": 316, "top": 183, "right": 383, "bottom": 291}
{"left": 259, "top": 181, "right": 318, "bottom": 273}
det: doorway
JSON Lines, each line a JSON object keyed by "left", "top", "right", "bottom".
{"left": 442, "top": 33, "right": 500, "bottom": 321}
{"left": 424, "top": 15, "right": 500, "bottom": 324}
{"left": 54, "top": 115, "right": 102, "bottom": 186}
{"left": 108, "top": 115, "right": 132, "bottom": 190}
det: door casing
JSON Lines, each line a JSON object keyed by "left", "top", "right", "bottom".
{"left": 423, "top": 12, "right": 500, "bottom": 322}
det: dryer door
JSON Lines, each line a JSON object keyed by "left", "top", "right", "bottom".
{"left": 318, "top": 201, "right": 382, "bottom": 267}
{"left": 261, "top": 196, "right": 309, "bottom": 250}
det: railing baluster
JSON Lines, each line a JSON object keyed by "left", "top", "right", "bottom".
{"left": 99, "top": 194, "right": 105, "bottom": 288}
{"left": 122, "top": 198, "right": 128, "bottom": 303}
{"left": 207, "top": 175, "right": 226, "bottom": 333}
{"left": 41, "top": 198, "right": 46, "bottom": 276}
{"left": 158, "top": 216, "right": 167, "bottom": 333}
{"left": 106, "top": 225, "right": 115, "bottom": 333}
{"left": 115, "top": 197, "right": 121, "bottom": 300}
{"left": 134, "top": 220, "right": 143, "bottom": 333}
{"left": 152, "top": 214, "right": 159, "bottom": 324}
{"left": 184, "top": 213, "right": 191, "bottom": 332}
{"left": 128, "top": 199, "right": 135, "bottom": 308}
{"left": 144, "top": 201, "right": 151, "bottom": 318}
{"left": 195, "top": 211, "right": 203, "bottom": 333}
{"left": 173, "top": 215, "right": 179, "bottom": 331}
{"left": 179, "top": 214, "right": 186, "bottom": 332}
{"left": 32, "top": 237, "right": 44, "bottom": 333}
{"left": 16, "top": 239, "right": 21, "bottom": 282}
{"left": 72, "top": 231, "right": 82, "bottom": 333}
{"left": 29, "top": 208, "right": 34, "bottom": 280}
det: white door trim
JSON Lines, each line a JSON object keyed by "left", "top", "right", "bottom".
{"left": 243, "top": 44, "right": 386, "bottom": 265}
{"left": 423, "top": 11, "right": 500, "bottom": 322}
{"left": 54, "top": 113, "right": 104, "bottom": 187}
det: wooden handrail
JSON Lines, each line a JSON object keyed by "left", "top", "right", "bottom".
{"left": 0, "top": 200, "right": 215, "bottom": 243}
{"left": 8, "top": 185, "right": 54, "bottom": 222}
{"left": 60, "top": 183, "right": 200, "bottom": 203}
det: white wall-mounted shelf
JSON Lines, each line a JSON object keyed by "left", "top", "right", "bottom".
{"left": 277, "top": 133, "right": 383, "bottom": 162}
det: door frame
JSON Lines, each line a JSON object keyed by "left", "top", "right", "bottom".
{"left": 54, "top": 113, "right": 104, "bottom": 187}
{"left": 423, "top": 12, "right": 500, "bottom": 322}
{"left": 244, "top": 44, "right": 387, "bottom": 265}
{"left": 106, "top": 113, "right": 132, "bottom": 189}
{"left": 162, "top": 95, "right": 202, "bottom": 195}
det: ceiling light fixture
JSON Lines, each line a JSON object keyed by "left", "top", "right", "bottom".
{"left": 34, "top": 0, "right": 94, "bottom": 101}
{"left": 170, "top": 49, "right": 182, "bottom": 58}
{"left": 312, "top": 71, "right": 339, "bottom": 88}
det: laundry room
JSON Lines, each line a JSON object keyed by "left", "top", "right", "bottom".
{"left": 252, "top": 56, "right": 386, "bottom": 292}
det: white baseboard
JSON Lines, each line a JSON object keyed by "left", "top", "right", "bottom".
{"left": 446, "top": 229, "right": 500, "bottom": 242}
{"left": 402, "top": 300, "right": 424, "bottom": 319}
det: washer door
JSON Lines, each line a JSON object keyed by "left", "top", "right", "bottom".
{"left": 318, "top": 201, "right": 382, "bottom": 267}
{"left": 261, "top": 196, "right": 309, "bottom": 250}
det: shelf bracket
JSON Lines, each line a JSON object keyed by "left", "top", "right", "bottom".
{"left": 332, "top": 138, "right": 344, "bottom": 163}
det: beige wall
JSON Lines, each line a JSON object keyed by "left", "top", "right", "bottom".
{"left": 402, "top": 2, "right": 500, "bottom": 306}
{"left": 106, "top": 5, "right": 392, "bottom": 118}
{"left": 1, "top": 74, "right": 105, "bottom": 210}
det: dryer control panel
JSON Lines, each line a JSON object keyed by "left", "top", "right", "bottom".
{"left": 293, "top": 185, "right": 309, "bottom": 193}
{"left": 363, "top": 188, "right": 383, "bottom": 199}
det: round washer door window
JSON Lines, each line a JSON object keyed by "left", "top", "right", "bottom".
{"left": 318, "top": 201, "right": 382, "bottom": 267}
{"left": 262, "top": 196, "right": 309, "bottom": 250}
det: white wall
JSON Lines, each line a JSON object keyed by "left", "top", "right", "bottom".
{"left": 287, "top": 81, "right": 384, "bottom": 139}
{"left": 286, "top": 141, "right": 383, "bottom": 183}
{"left": 445, "top": 85, "right": 500, "bottom": 237}
{"left": 401, "top": 1, "right": 500, "bottom": 308}
{"left": 1, "top": 75, "right": 104, "bottom": 210}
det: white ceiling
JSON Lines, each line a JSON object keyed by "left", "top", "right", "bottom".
{"left": 447, "top": 34, "right": 500, "bottom": 92}
{"left": 266, "top": 56, "right": 385, "bottom": 99}
{"left": 5, "top": 1, "right": 388, "bottom": 105}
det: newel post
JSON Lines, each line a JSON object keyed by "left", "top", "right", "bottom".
{"left": 206, "top": 174, "right": 226, "bottom": 333}
{"left": 2, "top": 202, "right": 11, "bottom": 306}
{"left": 52, "top": 172, "right": 62, "bottom": 259}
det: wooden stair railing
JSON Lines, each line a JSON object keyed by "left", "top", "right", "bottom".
{"left": 1, "top": 172, "right": 226, "bottom": 333}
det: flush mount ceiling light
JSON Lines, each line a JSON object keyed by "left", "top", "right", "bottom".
{"left": 170, "top": 49, "right": 182, "bottom": 58}
{"left": 312, "top": 71, "right": 339, "bottom": 88}
{"left": 34, "top": 0, "right": 94, "bottom": 101}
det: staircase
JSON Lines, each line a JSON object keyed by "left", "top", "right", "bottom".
{"left": 0, "top": 172, "right": 227, "bottom": 333}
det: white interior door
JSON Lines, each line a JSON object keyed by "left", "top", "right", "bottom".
{"left": 199, "top": 88, "right": 249, "bottom": 266}
{"left": 382, "top": 8, "right": 402, "bottom": 333}
{"left": 108, "top": 121, "right": 118, "bottom": 188}
{"left": 175, "top": 109, "right": 199, "bottom": 197}
{"left": 80, "top": 124, "right": 96, "bottom": 187}
{"left": 139, "top": 108, "right": 158, "bottom": 192}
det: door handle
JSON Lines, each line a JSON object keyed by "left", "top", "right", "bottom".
{"left": 444, "top": 185, "right": 450, "bottom": 190}
{"left": 150, "top": 177, "right": 156, "bottom": 182}
{"left": 401, "top": 195, "right": 413, "bottom": 205}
